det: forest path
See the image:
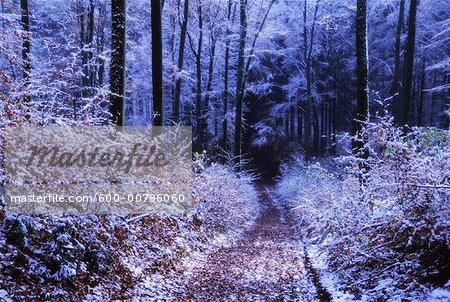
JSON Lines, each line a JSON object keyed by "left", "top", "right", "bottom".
{"left": 175, "top": 185, "right": 325, "bottom": 301}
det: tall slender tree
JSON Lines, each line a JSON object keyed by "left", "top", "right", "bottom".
{"left": 303, "top": 0, "right": 321, "bottom": 160}
{"left": 195, "top": 0, "right": 203, "bottom": 145}
{"left": 234, "top": 0, "right": 274, "bottom": 163}
{"left": 446, "top": 74, "right": 450, "bottom": 130}
{"left": 20, "top": 0, "right": 31, "bottom": 104}
{"left": 392, "top": 0, "right": 405, "bottom": 123}
{"left": 353, "top": 0, "right": 369, "bottom": 156}
{"left": 399, "top": 0, "right": 419, "bottom": 125}
{"left": 173, "top": 0, "right": 189, "bottom": 123}
{"left": 222, "top": 0, "right": 235, "bottom": 150}
{"left": 204, "top": 30, "right": 217, "bottom": 144}
{"left": 110, "top": 0, "right": 126, "bottom": 126}
{"left": 151, "top": 0, "right": 164, "bottom": 126}
{"left": 234, "top": 0, "right": 247, "bottom": 164}
{"left": 79, "top": 0, "right": 95, "bottom": 97}
{"left": 417, "top": 59, "right": 426, "bottom": 126}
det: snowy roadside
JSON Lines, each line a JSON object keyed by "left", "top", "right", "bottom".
{"left": 127, "top": 164, "right": 261, "bottom": 301}
{"left": 0, "top": 163, "right": 260, "bottom": 301}
{"left": 307, "top": 241, "right": 450, "bottom": 302}
{"left": 275, "top": 130, "right": 450, "bottom": 301}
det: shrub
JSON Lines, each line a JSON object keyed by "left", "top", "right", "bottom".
{"left": 277, "top": 118, "right": 450, "bottom": 299}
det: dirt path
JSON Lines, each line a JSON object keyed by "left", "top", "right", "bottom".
{"left": 176, "top": 186, "right": 327, "bottom": 301}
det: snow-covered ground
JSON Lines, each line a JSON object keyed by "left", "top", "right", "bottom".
{"left": 0, "top": 164, "right": 260, "bottom": 301}
{"left": 276, "top": 123, "right": 450, "bottom": 301}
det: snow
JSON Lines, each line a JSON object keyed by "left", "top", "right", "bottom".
{"left": 276, "top": 119, "right": 450, "bottom": 301}
{"left": 428, "top": 285, "right": 450, "bottom": 302}
{"left": 0, "top": 290, "right": 13, "bottom": 302}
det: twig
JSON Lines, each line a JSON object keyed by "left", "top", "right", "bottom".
{"left": 126, "top": 213, "right": 153, "bottom": 223}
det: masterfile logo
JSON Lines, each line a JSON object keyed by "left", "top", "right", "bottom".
{"left": 4, "top": 126, "right": 192, "bottom": 215}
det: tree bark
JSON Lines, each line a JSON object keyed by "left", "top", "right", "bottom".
{"left": 20, "top": 0, "right": 31, "bottom": 82}
{"left": 87, "top": 0, "right": 95, "bottom": 88}
{"left": 446, "top": 74, "right": 450, "bottom": 130}
{"left": 303, "top": 0, "right": 320, "bottom": 160}
{"left": 195, "top": 0, "right": 203, "bottom": 147}
{"left": 297, "top": 101, "right": 303, "bottom": 144}
{"left": 110, "top": 0, "right": 126, "bottom": 126}
{"left": 312, "top": 103, "right": 320, "bottom": 153}
{"left": 399, "top": 0, "right": 419, "bottom": 126}
{"left": 392, "top": 0, "right": 405, "bottom": 123}
{"left": 239, "top": 0, "right": 276, "bottom": 98}
{"left": 354, "top": 0, "right": 369, "bottom": 132}
{"left": 331, "top": 96, "right": 337, "bottom": 154}
{"left": 353, "top": 0, "right": 369, "bottom": 156}
{"left": 204, "top": 31, "right": 216, "bottom": 145}
{"left": 222, "top": 0, "right": 234, "bottom": 150}
{"left": 96, "top": 1, "right": 106, "bottom": 87}
{"left": 151, "top": 0, "right": 164, "bottom": 126}
{"left": 233, "top": 0, "right": 247, "bottom": 164}
{"left": 320, "top": 102, "right": 326, "bottom": 153}
{"left": 80, "top": 0, "right": 95, "bottom": 97}
{"left": 290, "top": 105, "right": 295, "bottom": 140}
{"left": 173, "top": 0, "right": 189, "bottom": 123}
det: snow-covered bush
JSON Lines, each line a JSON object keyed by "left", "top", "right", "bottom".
{"left": 45, "top": 221, "right": 86, "bottom": 281}
{"left": 193, "top": 163, "right": 259, "bottom": 235}
{"left": 0, "top": 160, "right": 259, "bottom": 299}
{"left": 277, "top": 118, "right": 450, "bottom": 299}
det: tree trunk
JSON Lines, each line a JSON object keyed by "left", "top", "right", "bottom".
{"left": 312, "top": 104, "right": 320, "bottom": 153}
{"left": 331, "top": 96, "right": 337, "bottom": 154}
{"left": 196, "top": 0, "right": 203, "bottom": 147}
{"left": 20, "top": 0, "right": 31, "bottom": 106}
{"left": 96, "top": 1, "right": 106, "bottom": 87}
{"left": 417, "top": 59, "right": 426, "bottom": 127}
{"left": 204, "top": 32, "right": 216, "bottom": 145}
{"left": 222, "top": 0, "right": 234, "bottom": 150}
{"left": 353, "top": 0, "right": 369, "bottom": 156}
{"left": 297, "top": 101, "right": 303, "bottom": 144}
{"left": 234, "top": 0, "right": 274, "bottom": 163}
{"left": 151, "top": 0, "right": 164, "bottom": 126}
{"left": 87, "top": 0, "right": 95, "bottom": 88}
{"left": 110, "top": 0, "right": 126, "bottom": 126}
{"left": 80, "top": 0, "right": 95, "bottom": 97}
{"left": 392, "top": 0, "right": 405, "bottom": 123}
{"left": 169, "top": 0, "right": 179, "bottom": 115}
{"left": 303, "top": 0, "right": 311, "bottom": 159}
{"left": 431, "top": 74, "right": 437, "bottom": 126}
{"left": 321, "top": 102, "right": 326, "bottom": 154}
{"left": 417, "top": 60, "right": 425, "bottom": 126}
{"left": 79, "top": 3, "right": 86, "bottom": 96}
{"left": 303, "top": 0, "right": 320, "bottom": 160}
{"left": 290, "top": 105, "right": 295, "bottom": 140}
{"left": 239, "top": 0, "right": 275, "bottom": 98}
{"left": 233, "top": 0, "right": 247, "bottom": 164}
{"left": 327, "top": 99, "right": 332, "bottom": 153}
{"left": 20, "top": 0, "right": 31, "bottom": 82}
{"left": 173, "top": 0, "right": 189, "bottom": 123}
{"left": 399, "top": 0, "right": 419, "bottom": 126}
{"left": 446, "top": 74, "right": 450, "bottom": 130}
{"left": 1, "top": 0, "right": 16, "bottom": 80}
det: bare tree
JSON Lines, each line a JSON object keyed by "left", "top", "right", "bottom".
{"left": 399, "top": 0, "right": 419, "bottom": 125}
{"left": 151, "top": 0, "right": 164, "bottom": 126}
{"left": 110, "top": 0, "right": 126, "bottom": 126}
{"left": 353, "top": 0, "right": 369, "bottom": 156}
{"left": 20, "top": 0, "right": 31, "bottom": 103}
{"left": 392, "top": 0, "right": 405, "bottom": 123}
{"left": 173, "top": 0, "right": 189, "bottom": 123}
{"left": 233, "top": 0, "right": 248, "bottom": 164}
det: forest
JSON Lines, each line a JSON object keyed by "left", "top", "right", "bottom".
{"left": 0, "top": 0, "right": 449, "bottom": 300}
